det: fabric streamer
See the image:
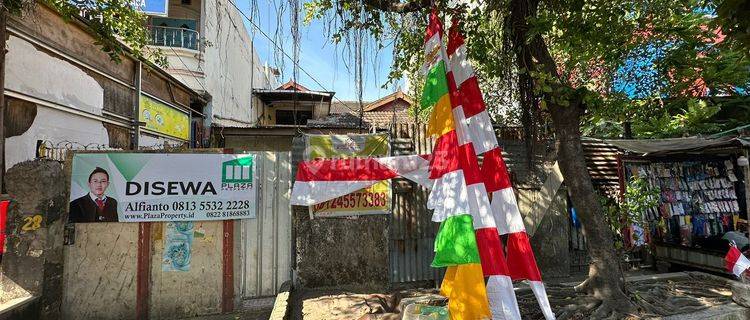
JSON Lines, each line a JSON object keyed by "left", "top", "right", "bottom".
{"left": 440, "top": 264, "right": 492, "bottom": 320}
{"left": 446, "top": 17, "right": 555, "bottom": 320}
{"left": 432, "top": 214, "right": 482, "bottom": 267}
{"left": 288, "top": 8, "right": 555, "bottom": 320}
{"left": 423, "top": 10, "right": 521, "bottom": 320}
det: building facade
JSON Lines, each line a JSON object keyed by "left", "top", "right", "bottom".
{"left": 4, "top": 3, "right": 207, "bottom": 170}
{"left": 144, "top": 0, "right": 279, "bottom": 143}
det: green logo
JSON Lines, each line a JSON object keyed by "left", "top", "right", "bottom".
{"left": 222, "top": 157, "right": 253, "bottom": 183}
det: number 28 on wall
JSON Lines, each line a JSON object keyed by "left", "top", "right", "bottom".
{"left": 21, "top": 215, "right": 43, "bottom": 231}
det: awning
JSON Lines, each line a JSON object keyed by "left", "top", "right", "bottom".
{"left": 252, "top": 89, "right": 334, "bottom": 104}
{"left": 589, "top": 136, "right": 750, "bottom": 156}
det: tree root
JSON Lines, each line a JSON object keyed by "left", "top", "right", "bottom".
{"left": 549, "top": 274, "right": 733, "bottom": 319}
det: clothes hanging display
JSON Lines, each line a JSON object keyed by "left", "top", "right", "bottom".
{"left": 625, "top": 159, "right": 746, "bottom": 250}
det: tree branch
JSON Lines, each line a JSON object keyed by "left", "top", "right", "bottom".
{"left": 362, "top": 0, "right": 430, "bottom": 13}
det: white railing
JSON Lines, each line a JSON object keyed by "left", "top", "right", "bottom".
{"left": 149, "top": 25, "right": 199, "bottom": 50}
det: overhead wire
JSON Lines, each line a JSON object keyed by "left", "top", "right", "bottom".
{"left": 226, "top": 0, "right": 362, "bottom": 115}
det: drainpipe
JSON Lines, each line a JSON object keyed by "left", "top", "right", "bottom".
{"left": 133, "top": 61, "right": 142, "bottom": 149}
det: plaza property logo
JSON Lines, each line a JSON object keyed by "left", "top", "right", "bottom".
{"left": 221, "top": 156, "right": 254, "bottom": 191}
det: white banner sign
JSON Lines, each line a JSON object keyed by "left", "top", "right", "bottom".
{"left": 68, "top": 153, "right": 257, "bottom": 222}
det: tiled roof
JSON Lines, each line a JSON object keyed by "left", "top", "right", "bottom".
{"left": 276, "top": 80, "right": 311, "bottom": 92}
{"left": 363, "top": 111, "right": 413, "bottom": 125}
{"left": 330, "top": 101, "right": 367, "bottom": 114}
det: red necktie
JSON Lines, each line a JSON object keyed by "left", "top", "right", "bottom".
{"left": 95, "top": 198, "right": 105, "bottom": 211}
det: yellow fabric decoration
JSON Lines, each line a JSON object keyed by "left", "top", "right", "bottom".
{"left": 427, "top": 94, "right": 455, "bottom": 137}
{"left": 440, "top": 264, "right": 492, "bottom": 320}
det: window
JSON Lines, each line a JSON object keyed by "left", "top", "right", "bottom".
{"left": 275, "top": 110, "right": 312, "bottom": 125}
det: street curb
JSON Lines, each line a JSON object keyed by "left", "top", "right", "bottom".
{"left": 269, "top": 281, "right": 292, "bottom": 320}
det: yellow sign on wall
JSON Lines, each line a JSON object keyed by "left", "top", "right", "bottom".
{"left": 139, "top": 95, "right": 190, "bottom": 140}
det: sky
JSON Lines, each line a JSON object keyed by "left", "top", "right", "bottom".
{"left": 234, "top": 0, "right": 402, "bottom": 102}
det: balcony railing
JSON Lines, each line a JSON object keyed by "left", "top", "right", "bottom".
{"left": 149, "top": 25, "right": 199, "bottom": 50}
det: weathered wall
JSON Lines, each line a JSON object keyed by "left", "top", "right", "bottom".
{"left": 62, "top": 223, "right": 139, "bottom": 320}
{"left": 525, "top": 188, "right": 571, "bottom": 279}
{"left": 202, "top": 0, "right": 277, "bottom": 127}
{"left": 5, "top": 107, "right": 110, "bottom": 170}
{"left": 507, "top": 139, "right": 571, "bottom": 279}
{"left": 293, "top": 206, "right": 390, "bottom": 290}
{"left": 2, "top": 160, "right": 68, "bottom": 319}
{"left": 149, "top": 222, "right": 223, "bottom": 319}
{"left": 8, "top": 5, "right": 135, "bottom": 85}
{"left": 6, "top": 35, "right": 104, "bottom": 115}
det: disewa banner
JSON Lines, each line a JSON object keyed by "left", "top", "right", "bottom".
{"left": 68, "top": 153, "right": 257, "bottom": 223}
{"left": 305, "top": 133, "right": 391, "bottom": 218}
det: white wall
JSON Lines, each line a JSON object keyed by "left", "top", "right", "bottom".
{"left": 139, "top": 132, "right": 184, "bottom": 149}
{"left": 6, "top": 36, "right": 104, "bottom": 115}
{"left": 4, "top": 35, "right": 110, "bottom": 170}
{"left": 5, "top": 107, "right": 110, "bottom": 170}
{"left": 202, "top": 0, "right": 277, "bottom": 127}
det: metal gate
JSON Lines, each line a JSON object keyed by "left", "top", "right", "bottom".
{"left": 240, "top": 151, "right": 293, "bottom": 298}
{"left": 388, "top": 124, "right": 444, "bottom": 284}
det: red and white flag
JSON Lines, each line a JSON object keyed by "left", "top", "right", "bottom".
{"left": 446, "top": 18, "right": 555, "bottom": 320}
{"left": 290, "top": 155, "right": 431, "bottom": 206}
{"left": 726, "top": 245, "right": 750, "bottom": 278}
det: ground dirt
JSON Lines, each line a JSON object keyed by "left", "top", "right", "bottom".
{"left": 290, "top": 272, "right": 738, "bottom": 320}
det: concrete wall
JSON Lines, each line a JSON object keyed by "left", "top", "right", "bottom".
{"left": 62, "top": 223, "right": 139, "bottom": 319}
{"left": 202, "top": 0, "right": 278, "bottom": 127}
{"left": 3, "top": 34, "right": 112, "bottom": 170}
{"left": 289, "top": 136, "right": 389, "bottom": 290}
{"left": 2, "top": 160, "right": 68, "bottom": 319}
{"left": 293, "top": 206, "right": 390, "bottom": 290}
{"left": 5, "top": 107, "right": 110, "bottom": 170}
{"left": 521, "top": 188, "right": 571, "bottom": 279}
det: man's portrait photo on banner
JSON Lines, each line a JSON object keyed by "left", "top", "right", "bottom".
{"left": 68, "top": 167, "right": 119, "bottom": 223}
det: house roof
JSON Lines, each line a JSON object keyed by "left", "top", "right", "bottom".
{"left": 364, "top": 90, "right": 414, "bottom": 112}
{"left": 330, "top": 100, "right": 369, "bottom": 114}
{"left": 253, "top": 89, "right": 334, "bottom": 103}
{"left": 307, "top": 110, "right": 413, "bottom": 128}
{"left": 276, "top": 80, "right": 311, "bottom": 92}
{"left": 600, "top": 136, "right": 750, "bottom": 156}
{"left": 329, "top": 90, "right": 414, "bottom": 114}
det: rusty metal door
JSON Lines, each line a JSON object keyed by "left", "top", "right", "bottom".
{"left": 388, "top": 124, "right": 444, "bottom": 284}
{"left": 239, "top": 151, "right": 293, "bottom": 298}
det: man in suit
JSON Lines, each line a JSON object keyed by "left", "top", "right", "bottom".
{"left": 69, "top": 167, "right": 119, "bottom": 222}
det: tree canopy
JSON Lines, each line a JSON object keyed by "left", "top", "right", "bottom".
{"left": 306, "top": 0, "right": 750, "bottom": 138}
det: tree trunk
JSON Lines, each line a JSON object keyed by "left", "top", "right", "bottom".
{"left": 507, "top": 0, "right": 634, "bottom": 314}
{"left": 549, "top": 102, "right": 632, "bottom": 312}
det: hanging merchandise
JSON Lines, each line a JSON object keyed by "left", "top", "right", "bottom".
{"left": 624, "top": 158, "right": 747, "bottom": 251}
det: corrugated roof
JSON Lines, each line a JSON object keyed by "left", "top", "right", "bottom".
{"left": 601, "top": 136, "right": 750, "bottom": 155}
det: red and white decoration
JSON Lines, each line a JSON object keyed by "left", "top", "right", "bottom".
{"left": 726, "top": 245, "right": 750, "bottom": 278}
{"left": 446, "top": 18, "right": 555, "bottom": 320}
{"left": 291, "top": 155, "right": 431, "bottom": 206}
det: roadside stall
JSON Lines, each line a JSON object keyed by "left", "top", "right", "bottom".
{"left": 608, "top": 137, "right": 750, "bottom": 273}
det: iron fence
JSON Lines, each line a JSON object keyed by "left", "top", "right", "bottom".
{"left": 148, "top": 25, "right": 199, "bottom": 50}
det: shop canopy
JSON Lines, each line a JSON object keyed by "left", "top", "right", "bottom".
{"left": 593, "top": 136, "right": 750, "bottom": 156}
